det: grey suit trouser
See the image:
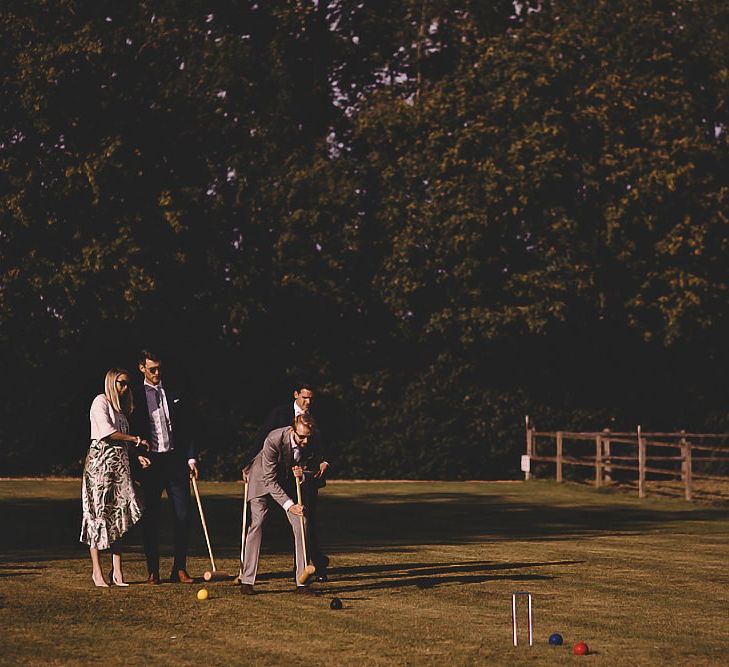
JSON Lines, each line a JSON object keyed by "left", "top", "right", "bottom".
{"left": 241, "top": 496, "right": 309, "bottom": 586}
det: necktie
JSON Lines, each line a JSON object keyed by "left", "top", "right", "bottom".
{"left": 155, "top": 387, "right": 171, "bottom": 432}
{"left": 293, "top": 446, "right": 301, "bottom": 463}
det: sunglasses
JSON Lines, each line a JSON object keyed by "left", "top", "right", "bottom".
{"left": 293, "top": 431, "right": 311, "bottom": 441}
{"left": 116, "top": 380, "right": 129, "bottom": 388}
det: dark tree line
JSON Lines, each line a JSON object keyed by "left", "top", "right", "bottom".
{"left": 2, "top": 0, "right": 729, "bottom": 479}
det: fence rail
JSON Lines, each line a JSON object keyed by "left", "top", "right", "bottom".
{"left": 522, "top": 418, "right": 729, "bottom": 501}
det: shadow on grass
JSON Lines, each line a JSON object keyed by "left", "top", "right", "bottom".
{"left": 0, "top": 562, "right": 45, "bottom": 581}
{"left": 256, "top": 558, "right": 584, "bottom": 594}
{"left": 262, "top": 572, "right": 554, "bottom": 595}
{"left": 2, "top": 486, "right": 728, "bottom": 564}
{"left": 262, "top": 558, "right": 584, "bottom": 580}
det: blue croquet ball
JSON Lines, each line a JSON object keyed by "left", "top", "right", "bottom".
{"left": 330, "top": 597, "right": 343, "bottom": 610}
{"left": 549, "top": 633, "right": 564, "bottom": 646}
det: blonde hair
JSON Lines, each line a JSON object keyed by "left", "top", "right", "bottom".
{"left": 103, "top": 368, "right": 134, "bottom": 417}
{"left": 293, "top": 413, "right": 317, "bottom": 433}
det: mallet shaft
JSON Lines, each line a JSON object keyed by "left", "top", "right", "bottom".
{"left": 191, "top": 475, "right": 216, "bottom": 572}
{"left": 295, "top": 476, "right": 316, "bottom": 584}
{"left": 295, "top": 476, "right": 308, "bottom": 567}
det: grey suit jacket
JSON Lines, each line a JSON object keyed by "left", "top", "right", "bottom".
{"left": 244, "top": 426, "right": 297, "bottom": 509}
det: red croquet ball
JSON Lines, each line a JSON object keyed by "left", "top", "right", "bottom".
{"left": 573, "top": 642, "right": 589, "bottom": 655}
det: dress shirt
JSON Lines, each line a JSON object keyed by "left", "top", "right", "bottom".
{"left": 293, "top": 400, "right": 329, "bottom": 471}
{"left": 144, "top": 380, "right": 173, "bottom": 452}
{"left": 290, "top": 430, "right": 304, "bottom": 461}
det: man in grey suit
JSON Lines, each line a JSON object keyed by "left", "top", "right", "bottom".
{"left": 239, "top": 413, "right": 318, "bottom": 596}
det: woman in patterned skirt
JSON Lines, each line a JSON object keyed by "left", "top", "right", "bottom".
{"left": 81, "top": 368, "right": 151, "bottom": 587}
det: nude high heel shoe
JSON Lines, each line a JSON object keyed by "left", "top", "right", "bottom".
{"left": 109, "top": 568, "right": 129, "bottom": 587}
{"left": 92, "top": 572, "right": 109, "bottom": 588}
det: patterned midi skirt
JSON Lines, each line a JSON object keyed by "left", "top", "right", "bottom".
{"left": 80, "top": 439, "right": 143, "bottom": 550}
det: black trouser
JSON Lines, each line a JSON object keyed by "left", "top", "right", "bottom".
{"left": 141, "top": 451, "right": 191, "bottom": 575}
{"left": 302, "top": 483, "right": 328, "bottom": 569}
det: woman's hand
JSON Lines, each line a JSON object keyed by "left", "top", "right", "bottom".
{"left": 138, "top": 455, "right": 151, "bottom": 469}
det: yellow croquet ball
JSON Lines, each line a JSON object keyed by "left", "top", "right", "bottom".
{"left": 197, "top": 588, "right": 209, "bottom": 601}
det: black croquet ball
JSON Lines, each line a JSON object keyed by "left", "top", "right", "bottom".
{"left": 549, "top": 633, "right": 563, "bottom": 646}
{"left": 330, "top": 597, "right": 343, "bottom": 610}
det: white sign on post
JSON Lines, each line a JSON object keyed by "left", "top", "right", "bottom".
{"left": 520, "top": 455, "right": 531, "bottom": 473}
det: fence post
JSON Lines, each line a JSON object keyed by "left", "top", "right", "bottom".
{"left": 556, "top": 431, "right": 563, "bottom": 483}
{"left": 595, "top": 434, "right": 603, "bottom": 488}
{"left": 638, "top": 425, "right": 646, "bottom": 499}
{"left": 681, "top": 432, "right": 692, "bottom": 501}
{"left": 602, "top": 429, "right": 612, "bottom": 482}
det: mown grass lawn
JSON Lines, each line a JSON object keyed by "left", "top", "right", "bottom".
{"left": 1, "top": 479, "right": 728, "bottom": 666}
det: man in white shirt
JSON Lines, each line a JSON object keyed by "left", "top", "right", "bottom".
{"left": 130, "top": 349, "right": 198, "bottom": 584}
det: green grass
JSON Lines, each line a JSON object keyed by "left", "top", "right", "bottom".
{"left": 1, "top": 479, "right": 728, "bottom": 666}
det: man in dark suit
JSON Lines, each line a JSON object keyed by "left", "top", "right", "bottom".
{"left": 242, "top": 382, "right": 330, "bottom": 580}
{"left": 130, "top": 349, "right": 198, "bottom": 584}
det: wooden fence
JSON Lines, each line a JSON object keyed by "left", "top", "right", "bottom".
{"left": 522, "top": 418, "right": 729, "bottom": 501}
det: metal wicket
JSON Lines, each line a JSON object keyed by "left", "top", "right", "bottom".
{"left": 511, "top": 591, "right": 533, "bottom": 646}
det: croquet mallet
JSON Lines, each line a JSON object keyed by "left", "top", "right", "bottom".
{"left": 295, "top": 475, "right": 316, "bottom": 585}
{"left": 190, "top": 474, "right": 229, "bottom": 581}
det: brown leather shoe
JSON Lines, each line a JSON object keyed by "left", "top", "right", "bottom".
{"left": 147, "top": 572, "right": 161, "bottom": 585}
{"left": 170, "top": 569, "right": 194, "bottom": 584}
{"left": 239, "top": 583, "right": 256, "bottom": 595}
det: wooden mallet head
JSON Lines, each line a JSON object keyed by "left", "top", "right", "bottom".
{"left": 297, "top": 564, "right": 316, "bottom": 585}
{"left": 203, "top": 570, "right": 230, "bottom": 582}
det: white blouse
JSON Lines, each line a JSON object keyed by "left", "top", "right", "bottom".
{"left": 89, "top": 394, "right": 129, "bottom": 441}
